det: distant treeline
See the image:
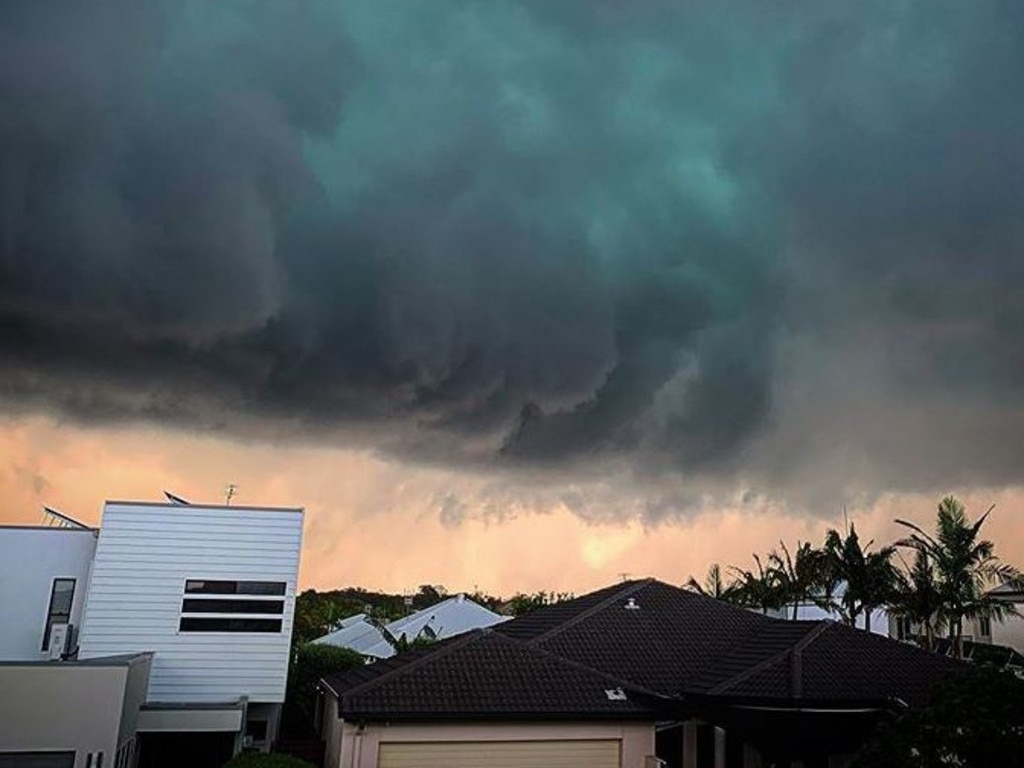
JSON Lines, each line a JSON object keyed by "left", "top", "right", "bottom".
{"left": 293, "top": 584, "right": 572, "bottom": 644}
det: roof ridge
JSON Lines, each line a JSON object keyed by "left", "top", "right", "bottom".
{"left": 338, "top": 629, "right": 486, "bottom": 700}
{"left": 789, "top": 621, "right": 832, "bottom": 698}
{"left": 528, "top": 578, "right": 655, "bottom": 644}
{"left": 707, "top": 620, "right": 828, "bottom": 696}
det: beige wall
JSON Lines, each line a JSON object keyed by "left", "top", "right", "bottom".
{"left": 329, "top": 720, "right": 655, "bottom": 768}
{"left": 0, "top": 664, "right": 128, "bottom": 768}
{"left": 118, "top": 656, "right": 153, "bottom": 746}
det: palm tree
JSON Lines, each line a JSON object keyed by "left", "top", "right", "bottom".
{"left": 889, "top": 549, "right": 945, "bottom": 651}
{"left": 896, "top": 496, "right": 1021, "bottom": 659}
{"left": 824, "top": 523, "right": 898, "bottom": 632}
{"left": 730, "top": 555, "right": 784, "bottom": 615}
{"left": 685, "top": 563, "right": 741, "bottom": 603}
{"left": 769, "top": 541, "right": 829, "bottom": 620}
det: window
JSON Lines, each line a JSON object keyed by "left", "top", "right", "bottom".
{"left": 179, "top": 618, "right": 282, "bottom": 633}
{"left": 181, "top": 598, "right": 284, "bottom": 614}
{"left": 979, "top": 616, "right": 992, "bottom": 637}
{"left": 41, "top": 579, "right": 76, "bottom": 651}
{"left": 179, "top": 579, "right": 286, "bottom": 633}
{"left": 185, "top": 580, "right": 285, "bottom": 596}
{"left": 0, "top": 753, "right": 75, "bottom": 768}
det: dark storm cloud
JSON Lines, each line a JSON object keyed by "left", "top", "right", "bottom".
{"left": 2, "top": 0, "right": 1024, "bottom": 501}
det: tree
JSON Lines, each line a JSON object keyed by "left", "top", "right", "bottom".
{"left": 896, "top": 496, "right": 1021, "bottom": 659}
{"left": 824, "top": 523, "right": 898, "bottom": 632}
{"left": 372, "top": 619, "right": 439, "bottom": 653}
{"left": 684, "top": 563, "right": 741, "bottom": 604}
{"left": 768, "top": 541, "right": 828, "bottom": 620}
{"left": 505, "top": 591, "right": 573, "bottom": 616}
{"left": 888, "top": 549, "right": 945, "bottom": 651}
{"left": 414, "top": 584, "right": 448, "bottom": 608}
{"left": 852, "top": 665, "right": 1024, "bottom": 768}
{"left": 730, "top": 555, "right": 784, "bottom": 615}
{"left": 281, "top": 643, "right": 364, "bottom": 738}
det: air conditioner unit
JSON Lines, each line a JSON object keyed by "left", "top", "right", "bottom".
{"left": 47, "top": 623, "right": 71, "bottom": 660}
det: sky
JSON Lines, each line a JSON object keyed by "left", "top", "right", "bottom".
{"left": 2, "top": 1, "right": 1024, "bottom": 595}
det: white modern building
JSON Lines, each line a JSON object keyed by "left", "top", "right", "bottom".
{"left": 312, "top": 594, "right": 509, "bottom": 659}
{"left": 0, "top": 499, "right": 304, "bottom": 768}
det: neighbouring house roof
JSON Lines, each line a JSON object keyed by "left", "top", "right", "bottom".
{"left": 313, "top": 615, "right": 392, "bottom": 657}
{"left": 706, "top": 622, "right": 957, "bottom": 707}
{"left": 322, "top": 579, "right": 961, "bottom": 721}
{"left": 387, "top": 594, "right": 510, "bottom": 641}
{"left": 322, "top": 629, "right": 657, "bottom": 721}
{"left": 989, "top": 581, "right": 1024, "bottom": 602}
{"left": 498, "top": 580, "right": 958, "bottom": 707}
{"left": 313, "top": 595, "right": 510, "bottom": 659}
{"left": 932, "top": 637, "right": 1024, "bottom": 668}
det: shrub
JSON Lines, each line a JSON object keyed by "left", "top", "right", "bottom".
{"left": 853, "top": 665, "right": 1024, "bottom": 768}
{"left": 281, "top": 642, "right": 364, "bottom": 738}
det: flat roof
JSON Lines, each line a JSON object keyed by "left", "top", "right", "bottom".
{"left": 0, "top": 524, "right": 97, "bottom": 533}
{"left": 0, "top": 653, "right": 152, "bottom": 668}
{"left": 104, "top": 500, "right": 303, "bottom": 513}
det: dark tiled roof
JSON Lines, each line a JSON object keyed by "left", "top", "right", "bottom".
{"left": 496, "top": 580, "right": 650, "bottom": 641}
{"left": 690, "top": 620, "right": 821, "bottom": 693}
{"left": 509, "top": 580, "right": 773, "bottom": 694}
{"left": 709, "top": 623, "right": 960, "bottom": 707}
{"left": 323, "top": 629, "right": 656, "bottom": 721}
{"left": 798, "top": 623, "right": 961, "bottom": 707}
{"left": 323, "top": 579, "right": 960, "bottom": 720}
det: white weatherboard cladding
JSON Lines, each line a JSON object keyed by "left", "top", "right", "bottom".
{"left": 79, "top": 503, "right": 303, "bottom": 704}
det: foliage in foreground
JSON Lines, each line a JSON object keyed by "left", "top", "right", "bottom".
{"left": 223, "top": 752, "right": 316, "bottom": 768}
{"left": 853, "top": 665, "right": 1024, "bottom": 768}
{"left": 282, "top": 642, "right": 364, "bottom": 738}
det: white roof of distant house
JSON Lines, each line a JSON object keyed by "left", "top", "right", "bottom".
{"left": 312, "top": 614, "right": 389, "bottom": 656}
{"left": 312, "top": 595, "right": 510, "bottom": 659}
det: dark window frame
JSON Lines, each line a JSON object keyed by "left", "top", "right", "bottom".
{"left": 0, "top": 751, "right": 76, "bottom": 768}
{"left": 179, "top": 617, "right": 283, "bottom": 633}
{"left": 41, "top": 578, "right": 76, "bottom": 651}
{"left": 181, "top": 598, "right": 284, "bottom": 615}
{"left": 184, "top": 580, "right": 286, "bottom": 596}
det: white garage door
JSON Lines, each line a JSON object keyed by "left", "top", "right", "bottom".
{"left": 378, "top": 739, "right": 621, "bottom": 768}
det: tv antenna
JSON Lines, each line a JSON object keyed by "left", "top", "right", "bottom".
{"left": 618, "top": 572, "right": 631, "bottom": 583}
{"left": 225, "top": 484, "right": 238, "bottom": 505}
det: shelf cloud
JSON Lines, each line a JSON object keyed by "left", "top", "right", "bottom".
{"left": 2, "top": 1, "right": 1023, "bottom": 511}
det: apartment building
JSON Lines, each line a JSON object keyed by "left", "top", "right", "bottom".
{"left": 0, "top": 499, "right": 304, "bottom": 768}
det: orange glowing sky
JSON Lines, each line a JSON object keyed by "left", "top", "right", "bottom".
{"left": 4, "top": 415, "right": 1023, "bottom": 597}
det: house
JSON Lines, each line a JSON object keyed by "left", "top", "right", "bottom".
{"left": 0, "top": 499, "right": 304, "bottom": 768}
{"left": 319, "top": 579, "right": 959, "bottom": 768}
{"left": 312, "top": 594, "right": 509, "bottom": 659}
{"left": 888, "top": 581, "right": 1024, "bottom": 656}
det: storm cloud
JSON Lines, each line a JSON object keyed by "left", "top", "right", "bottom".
{"left": 2, "top": 0, "right": 1024, "bottom": 507}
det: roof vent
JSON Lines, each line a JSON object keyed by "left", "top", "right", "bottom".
{"left": 624, "top": 597, "right": 640, "bottom": 611}
{"left": 605, "top": 688, "right": 628, "bottom": 701}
